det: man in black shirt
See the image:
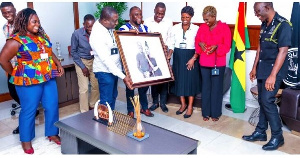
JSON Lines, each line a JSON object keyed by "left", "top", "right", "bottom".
{"left": 242, "top": 2, "right": 292, "bottom": 151}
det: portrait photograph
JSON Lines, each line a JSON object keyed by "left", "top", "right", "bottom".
{"left": 114, "top": 31, "right": 174, "bottom": 89}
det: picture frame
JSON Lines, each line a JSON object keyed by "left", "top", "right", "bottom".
{"left": 114, "top": 31, "right": 174, "bottom": 90}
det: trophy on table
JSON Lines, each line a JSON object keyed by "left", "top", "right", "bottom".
{"left": 127, "top": 95, "right": 149, "bottom": 141}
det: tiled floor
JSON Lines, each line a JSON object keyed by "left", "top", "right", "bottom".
{"left": 0, "top": 81, "right": 300, "bottom": 155}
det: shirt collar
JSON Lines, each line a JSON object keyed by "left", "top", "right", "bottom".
{"left": 81, "top": 27, "right": 89, "bottom": 36}
{"left": 150, "top": 17, "right": 166, "bottom": 23}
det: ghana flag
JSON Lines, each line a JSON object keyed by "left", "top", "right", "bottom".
{"left": 229, "top": 2, "right": 250, "bottom": 113}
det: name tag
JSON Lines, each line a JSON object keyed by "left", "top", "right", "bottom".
{"left": 111, "top": 48, "right": 118, "bottom": 55}
{"left": 212, "top": 68, "right": 219, "bottom": 76}
{"left": 40, "top": 53, "right": 48, "bottom": 60}
{"left": 179, "top": 43, "right": 187, "bottom": 49}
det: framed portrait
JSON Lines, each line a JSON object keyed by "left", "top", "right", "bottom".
{"left": 114, "top": 31, "right": 174, "bottom": 90}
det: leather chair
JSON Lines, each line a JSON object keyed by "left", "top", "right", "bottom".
{"left": 279, "top": 87, "right": 300, "bottom": 132}
{"left": 167, "top": 67, "right": 232, "bottom": 108}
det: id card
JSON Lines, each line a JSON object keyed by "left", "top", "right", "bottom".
{"left": 179, "top": 43, "right": 187, "bottom": 49}
{"left": 40, "top": 53, "right": 48, "bottom": 60}
{"left": 212, "top": 68, "right": 219, "bottom": 76}
{"left": 111, "top": 48, "right": 118, "bottom": 55}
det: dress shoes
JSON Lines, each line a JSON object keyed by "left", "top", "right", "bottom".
{"left": 242, "top": 131, "right": 267, "bottom": 142}
{"left": 12, "top": 126, "right": 19, "bottom": 134}
{"left": 140, "top": 109, "right": 154, "bottom": 117}
{"left": 149, "top": 104, "right": 159, "bottom": 111}
{"left": 160, "top": 104, "right": 168, "bottom": 113}
{"left": 262, "top": 136, "right": 284, "bottom": 151}
{"left": 127, "top": 112, "right": 134, "bottom": 118}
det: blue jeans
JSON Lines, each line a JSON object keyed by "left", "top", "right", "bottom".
{"left": 126, "top": 86, "right": 149, "bottom": 112}
{"left": 15, "top": 79, "right": 59, "bottom": 142}
{"left": 94, "top": 72, "right": 118, "bottom": 110}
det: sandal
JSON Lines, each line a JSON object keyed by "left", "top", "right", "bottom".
{"left": 203, "top": 117, "right": 209, "bottom": 121}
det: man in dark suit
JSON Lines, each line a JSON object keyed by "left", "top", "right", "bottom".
{"left": 136, "top": 41, "right": 162, "bottom": 78}
{"left": 242, "top": 2, "right": 292, "bottom": 151}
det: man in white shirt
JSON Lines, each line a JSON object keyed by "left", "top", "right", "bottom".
{"left": 90, "top": 6, "right": 130, "bottom": 110}
{"left": 144, "top": 2, "right": 173, "bottom": 113}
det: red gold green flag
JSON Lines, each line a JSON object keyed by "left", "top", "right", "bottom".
{"left": 229, "top": 2, "right": 250, "bottom": 113}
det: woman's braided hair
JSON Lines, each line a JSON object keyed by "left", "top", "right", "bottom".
{"left": 13, "top": 8, "right": 45, "bottom": 36}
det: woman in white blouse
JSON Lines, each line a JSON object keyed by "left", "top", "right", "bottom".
{"left": 167, "top": 6, "right": 201, "bottom": 118}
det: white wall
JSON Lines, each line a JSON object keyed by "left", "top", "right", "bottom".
{"left": 34, "top": 2, "right": 74, "bottom": 56}
{"left": 0, "top": 2, "right": 27, "bottom": 94}
{"left": 78, "top": 2, "right": 98, "bottom": 25}
{"left": 247, "top": 2, "right": 294, "bottom": 25}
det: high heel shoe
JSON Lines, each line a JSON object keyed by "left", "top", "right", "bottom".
{"left": 22, "top": 142, "right": 34, "bottom": 154}
{"left": 176, "top": 105, "right": 187, "bottom": 115}
{"left": 48, "top": 136, "right": 61, "bottom": 145}
{"left": 24, "top": 148, "right": 34, "bottom": 154}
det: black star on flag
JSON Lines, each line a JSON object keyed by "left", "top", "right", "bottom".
{"left": 234, "top": 47, "right": 245, "bottom": 62}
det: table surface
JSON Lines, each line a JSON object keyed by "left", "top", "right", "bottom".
{"left": 55, "top": 110, "right": 199, "bottom": 154}
{"left": 58, "top": 54, "right": 75, "bottom": 68}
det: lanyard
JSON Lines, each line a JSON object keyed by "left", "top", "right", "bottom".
{"left": 108, "top": 29, "right": 115, "bottom": 44}
{"left": 182, "top": 24, "right": 190, "bottom": 41}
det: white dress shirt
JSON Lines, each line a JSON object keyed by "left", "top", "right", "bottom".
{"left": 168, "top": 23, "right": 199, "bottom": 50}
{"left": 90, "top": 20, "right": 125, "bottom": 79}
{"left": 143, "top": 16, "right": 173, "bottom": 43}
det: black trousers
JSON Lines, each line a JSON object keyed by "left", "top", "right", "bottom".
{"left": 200, "top": 66, "right": 225, "bottom": 118}
{"left": 7, "top": 74, "right": 20, "bottom": 104}
{"left": 256, "top": 79, "right": 283, "bottom": 138}
{"left": 151, "top": 83, "right": 168, "bottom": 105}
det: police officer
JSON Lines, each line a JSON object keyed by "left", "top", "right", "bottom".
{"left": 242, "top": 2, "right": 292, "bottom": 151}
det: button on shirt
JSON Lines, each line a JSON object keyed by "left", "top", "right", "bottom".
{"left": 70, "top": 27, "right": 94, "bottom": 69}
{"left": 168, "top": 23, "right": 199, "bottom": 50}
{"left": 90, "top": 20, "right": 125, "bottom": 79}
{"left": 257, "top": 12, "right": 292, "bottom": 80}
{"left": 143, "top": 16, "right": 173, "bottom": 43}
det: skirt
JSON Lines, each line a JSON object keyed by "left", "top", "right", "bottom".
{"left": 170, "top": 48, "right": 201, "bottom": 96}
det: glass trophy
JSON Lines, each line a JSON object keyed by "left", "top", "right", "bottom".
{"left": 56, "top": 42, "right": 64, "bottom": 61}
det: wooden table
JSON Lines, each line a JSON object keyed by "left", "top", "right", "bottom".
{"left": 55, "top": 110, "right": 199, "bottom": 154}
{"left": 56, "top": 54, "right": 79, "bottom": 108}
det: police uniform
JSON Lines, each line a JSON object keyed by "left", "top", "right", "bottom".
{"left": 256, "top": 12, "right": 292, "bottom": 138}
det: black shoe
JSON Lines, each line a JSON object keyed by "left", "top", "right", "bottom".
{"left": 176, "top": 106, "right": 187, "bottom": 115}
{"left": 262, "top": 136, "right": 284, "bottom": 151}
{"left": 242, "top": 131, "right": 267, "bottom": 142}
{"left": 35, "top": 110, "right": 39, "bottom": 117}
{"left": 225, "top": 104, "right": 232, "bottom": 111}
{"left": 13, "top": 126, "right": 19, "bottom": 134}
{"left": 149, "top": 104, "right": 159, "bottom": 111}
{"left": 160, "top": 104, "right": 168, "bottom": 113}
{"left": 183, "top": 114, "right": 191, "bottom": 118}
